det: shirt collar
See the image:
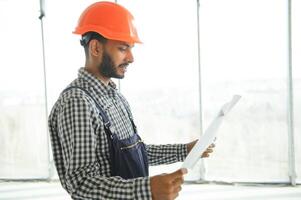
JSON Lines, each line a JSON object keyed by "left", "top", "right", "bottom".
{"left": 78, "top": 67, "right": 117, "bottom": 98}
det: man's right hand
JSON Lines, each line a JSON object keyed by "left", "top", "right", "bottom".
{"left": 150, "top": 168, "right": 187, "bottom": 200}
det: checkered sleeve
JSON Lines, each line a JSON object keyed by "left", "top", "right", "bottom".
{"left": 57, "top": 96, "right": 151, "bottom": 199}
{"left": 146, "top": 144, "right": 188, "bottom": 166}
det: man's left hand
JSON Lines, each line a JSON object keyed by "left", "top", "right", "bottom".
{"left": 186, "top": 139, "right": 215, "bottom": 158}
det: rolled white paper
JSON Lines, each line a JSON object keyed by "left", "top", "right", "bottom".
{"left": 182, "top": 95, "right": 241, "bottom": 170}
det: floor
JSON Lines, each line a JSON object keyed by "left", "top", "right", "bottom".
{"left": 0, "top": 181, "right": 300, "bottom": 200}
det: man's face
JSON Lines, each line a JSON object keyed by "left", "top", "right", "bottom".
{"left": 98, "top": 40, "right": 134, "bottom": 79}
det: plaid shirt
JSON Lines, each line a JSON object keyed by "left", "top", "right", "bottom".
{"left": 48, "top": 68, "right": 188, "bottom": 200}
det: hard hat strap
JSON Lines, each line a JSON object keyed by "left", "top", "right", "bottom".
{"left": 80, "top": 32, "right": 106, "bottom": 47}
{"left": 80, "top": 33, "right": 93, "bottom": 47}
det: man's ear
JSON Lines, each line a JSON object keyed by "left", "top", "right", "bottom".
{"left": 89, "top": 39, "right": 103, "bottom": 57}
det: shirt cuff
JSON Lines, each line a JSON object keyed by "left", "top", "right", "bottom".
{"left": 133, "top": 177, "right": 152, "bottom": 200}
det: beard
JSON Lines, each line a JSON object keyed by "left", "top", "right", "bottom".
{"left": 98, "top": 51, "right": 128, "bottom": 79}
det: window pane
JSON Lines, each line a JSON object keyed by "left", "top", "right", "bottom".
{"left": 118, "top": 0, "right": 202, "bottom": 177}
{"left": 200, "top": 0, "right": 289, "bottom": 182}
{"left": 292, "top": 0, "right": 301, "bottom": 184}
{"left": 0, "top": 0, "right": 49, "bottom": 178}
{"left": 45, "top": 0, "right": 105, "bottom": 109}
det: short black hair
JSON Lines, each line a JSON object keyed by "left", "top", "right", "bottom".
{"left": 81, "top": 32, "right": 107, "bottom": 56}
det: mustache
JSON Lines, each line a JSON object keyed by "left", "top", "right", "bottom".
{"left": 119, "top": 63, "right": 129, "bottom": 68}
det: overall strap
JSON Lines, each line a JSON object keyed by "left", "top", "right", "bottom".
{"left": 116, "top": 93, "right": 138, "bottom": 133}
{"left": 62, "top": 86, "right": 112, "bottom": 132}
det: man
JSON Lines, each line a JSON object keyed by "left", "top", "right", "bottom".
{"left": 48, "top": 2, "right": 214, "bottom": 200}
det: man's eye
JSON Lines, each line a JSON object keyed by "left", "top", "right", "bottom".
{"left": 119, "top": 47, "right": 127, "bottom": 52}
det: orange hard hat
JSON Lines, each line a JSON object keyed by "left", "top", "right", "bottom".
{"left": 73, "top": 1, "right": 141, "bottom": 44}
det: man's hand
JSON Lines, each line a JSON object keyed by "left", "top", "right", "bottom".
{"left": 150, "top": 168, "right": 187, "bottom": 200}
{"left": 186, "top": 139, "right": 215, "bottom": 158}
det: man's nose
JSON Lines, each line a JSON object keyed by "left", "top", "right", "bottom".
{"left": 126, "top": 50, "right": 134, "bottom": 63}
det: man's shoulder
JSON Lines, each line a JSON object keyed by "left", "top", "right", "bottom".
{"left": 59, "top": 78, "right": 92, "bottom": 100}
{"left": 49, "top": 78, "right": 92, "bottom": 114}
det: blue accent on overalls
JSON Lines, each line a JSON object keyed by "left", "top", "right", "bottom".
{"left": 63, "top": 86, "right": 149, "bottom": 179}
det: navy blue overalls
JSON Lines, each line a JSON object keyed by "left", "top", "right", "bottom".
{"left": 63, "top": 86, "right": 149, "bottom": 179}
